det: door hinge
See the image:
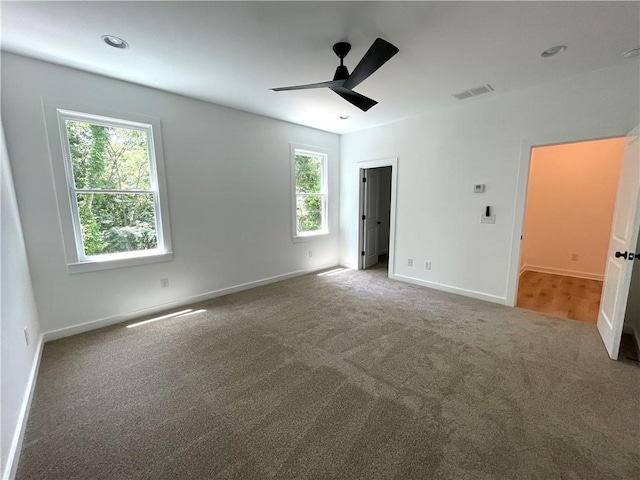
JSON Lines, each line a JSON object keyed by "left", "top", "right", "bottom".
{"left": 362, "top": 215, "right": 366, "bottom": 220}
{"left": 362, "top": 177, "right": 367, "bottom": 183}
{"left": 361, "top": 251, "right": 365, "bottom": 256}
{"left": 520, "top": 235, "right": 523, "bottom": 240}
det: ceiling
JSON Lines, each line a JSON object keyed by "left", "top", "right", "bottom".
{"left": 2, "top": 1, "right": 639, "bottom": 134}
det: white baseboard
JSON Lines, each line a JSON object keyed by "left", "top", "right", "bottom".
{"left": 520, "top": 264, "right": 604, "bottom": 282}
{"left": 43, "top": 263, "right": 339, "bottom": 341}
{"left": 4, "top": 334, "right": 44, "bottom": 480}
{"left": 389, "top": 273, "right": 507, "bottom": 305}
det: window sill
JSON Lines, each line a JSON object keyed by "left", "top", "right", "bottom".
{"left": 292, "top": 232, "right": 330, "bottom": 243}
{"left": 67, "top": 251, "right": 173, "bottom": 274}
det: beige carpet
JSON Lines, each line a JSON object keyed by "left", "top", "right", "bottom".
{"left": 16, "top": 264, "right": 640, "bottom": 479}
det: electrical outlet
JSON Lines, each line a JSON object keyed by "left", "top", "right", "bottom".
{"left": 308, "top": 250, "right": 313, "bottom": 258}
{"left": 425, "top": 261, "right": 431, "bottom": 270}
{"left": 480, "top": 215, "right": 496, "bottom": 224}
{"left": 23, "top": 327, "right": 29, "bottom": 346}
{"left": 571, "top": 253, "right": 579, "bottom": 262}
{"left": 407, "top": 258, "right": 413, "bottom": 267}
{"left": 160, "top": 278, "right": 169, "bottom": 289}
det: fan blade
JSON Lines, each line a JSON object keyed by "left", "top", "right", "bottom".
{"left": 271, "top": 79, "right": 346, "bottom": 91}
{"left": 343, "top": 38, "right": 399, "bottom": 90}
{"left": 330, "top": 87, "right": 378, "bottom": 112}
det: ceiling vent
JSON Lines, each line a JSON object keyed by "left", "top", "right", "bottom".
{"left": 452, "top": 84, "right": 494, "bottom": 101}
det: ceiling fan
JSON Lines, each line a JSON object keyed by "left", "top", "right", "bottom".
{"left": 270, "top": 38, "right": 399, "bottom": 112}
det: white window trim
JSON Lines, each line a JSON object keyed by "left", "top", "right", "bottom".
{"left": 291, "top": 143, "right": 329, "bottom": 241}
{"left": 43, "top": 100, "right": 173, "bottom": 274}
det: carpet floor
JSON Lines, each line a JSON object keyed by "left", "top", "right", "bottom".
{"left": 16, "top": 265, "right": 640, "bottom": 479}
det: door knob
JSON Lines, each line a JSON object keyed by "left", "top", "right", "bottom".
{"left": 616, "top": 251, "right": 639, "bottom": 260}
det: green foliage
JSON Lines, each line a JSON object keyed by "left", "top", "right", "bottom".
{"left": 297, "top": 196, "right": 322, "bottom": 233}
{"left": 104, "top": 221, "right": 157, "bottom": 253}
{"left": 66, "top": 121, "right": 157, "bottom": 256}
{"left": 295, "top": 154, "right": 321, "bottom": 193}
{"left": 295, "top": 154, "right": 324, "bottom": 233}
{"left": 77, "top": 195, "right": 107, "bottom": 255}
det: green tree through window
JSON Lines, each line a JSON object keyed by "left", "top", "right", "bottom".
{"left": 66, "top": 121, "right": 158, "bottom": 256}
{"left": 294, "top": 150, "right": 327, "bottom": 235}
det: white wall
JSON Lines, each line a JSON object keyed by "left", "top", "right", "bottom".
{"left": 1, "top": 53, "right": 340, "bottom": 336}
{"left": 1, "top": 122, "right": 42, "bottom": 479}
{"left": 340, "top": 62, "right": 640, "bottom": 303}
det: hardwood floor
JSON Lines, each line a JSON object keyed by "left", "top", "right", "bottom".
{"left": 516, "top": 271, "right": 603, "bottom": 324}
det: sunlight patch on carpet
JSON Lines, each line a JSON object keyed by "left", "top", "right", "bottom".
{"left": 317, "top": 268, "right": 348, "bottom": 277}
{"left": 126, "top": 308, "right": 207, "bottom": 328}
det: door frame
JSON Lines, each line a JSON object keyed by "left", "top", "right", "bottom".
{"left": 357, "top": 157, "right": 398, "bottom": 273}
{"left": 506, "top": 129, "right": 628, "bottom": 307}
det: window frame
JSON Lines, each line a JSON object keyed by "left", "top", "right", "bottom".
{"left": 291, "top": 144, "right": 329, "bottom": 241}
{"left": 44, "top": 101, "right": 173, "bottom": 273}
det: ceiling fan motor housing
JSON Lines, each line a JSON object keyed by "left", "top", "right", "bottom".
{"left": 333, "top": 65, "right": 349, "bottom": 81}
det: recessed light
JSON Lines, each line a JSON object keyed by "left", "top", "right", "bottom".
{"left": 339, "top": 115, "right": 350, "bottom": 120}
{"left": 541, "top": 45, "right": 567, "bottom": 58}
{"left": 622, "top": 48, "right": 640, "bottom": 59}
{"left": 102, "top": 35, "right": 129, "bottom": 49}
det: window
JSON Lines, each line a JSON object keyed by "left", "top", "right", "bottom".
{"left": 45, "top": 104, "right": 172, "bottom": 273}
{"left": 292, "top": 146, "right": 328, "bottom": 238}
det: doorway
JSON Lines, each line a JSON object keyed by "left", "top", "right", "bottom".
{"left": 516, "top": 137, "right": 627, "bottom": 323}
{"left": 360, "top": 166, "right": 392, "bottom": 271}
{"left": 357, "top": 158, "right": 398, "bottom": 274}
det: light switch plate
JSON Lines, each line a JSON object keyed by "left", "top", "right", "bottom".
{"left": 481, "top": 215, "right": 496, "bottom": 224}
{"left": 474, "top": 184, "right": 485, "bottom": 193}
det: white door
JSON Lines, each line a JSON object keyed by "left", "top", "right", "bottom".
{"left": 363, "top": 169, "right": 381, "bottom": 269}
{"left": 597, "top": 126, "right": 640, "bottom": 359}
